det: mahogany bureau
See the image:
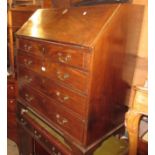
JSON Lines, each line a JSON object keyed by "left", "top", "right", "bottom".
{"left": 16, "top": 4, "right": 143, "bottom": 155}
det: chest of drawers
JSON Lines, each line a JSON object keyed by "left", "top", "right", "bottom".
{"left": 16, "top": 4, "right": 143, "bottom": 154}
{"left": 7, "top": 76, "right": 18, "bottom": 144}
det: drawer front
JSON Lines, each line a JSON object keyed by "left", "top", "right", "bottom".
{"left": 8, "top": 112, "right": 16, "bottom": 129}
{"left": 7, "top": 99, "right": 16, "bottom": 112}
{"left": 7, "top": 99, "right": 16, "bottom": 126}
{"left": 18, "top": 86, "right": 84, "bottom": 142}
{"left": 17, "top": 108, "right": 71, "bottom": 155}
{"left": 7, "top": 99, "right": 16, "bottom": 130}
{"left": 18, "top": 67, "right": 87, "bottom": 118}
{"left": 7, "top": 99, "right": 17, "bottom": 142}
{"left": 18, "top": 38, "right": 91, "bottom": 70}
{"left": 19, "top": 120, "right": 66, "bottom": 155}
{"left": 7, "top": 84, "right": 16, "bottom": 98}
{"left": 17, "top": 52, "right": 89, "bottom": 94}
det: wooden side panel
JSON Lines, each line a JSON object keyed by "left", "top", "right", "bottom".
{"left": 132, "top": 0, "right": 148, "bottom": 86}
{"left": 132, "top": 0, "right": 148, "bottom": 58}
{"left": 85, "top": 4, "right": 144, "bottom": 145}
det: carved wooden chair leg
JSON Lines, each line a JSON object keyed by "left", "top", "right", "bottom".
{"left": 125, "top": 110, "right": 142, "bottom": 155}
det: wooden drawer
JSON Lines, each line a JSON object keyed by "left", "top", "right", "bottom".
{"left": 7, "top": 99, "right": 16, "bottom": 129}
{"left": 18, "top": 38, "right": 91, "bottom": 70}
{"left": 7, "top": 98, "right": 17, "bottom": 142}
{"left": 7, "top": 99, "right": 16, "bottom": 128}
{"left": 17, "top": 107, "right": 72, "bottom": 155}
{"left": 8, "top": 112, "right": 16, "bottom": 128}
{"left": 18, "top": 86, "right": 85, "bottom": 143}
{"left": 18, "top": 66, "right": 88, "bottom": 118}
{"left": 7, "top": 99, "right": 16, "bottom": 112}
{"left": 17, "top": 52, "right": 89, "bottom": 94}
{"left": 7, "top": 84, "right": 16, "bottom": 98}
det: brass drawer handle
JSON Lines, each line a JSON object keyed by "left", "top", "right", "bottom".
{"left": 27, "top": 46, "right": 32, "bottom": 51}
{"left": 25, "top": 93, "right": 34, "bottom": 102}
{"left": 39, "top": 47, "right": 46, "bottom": 54}
{"left": 57, "top": 71, "right": 70, "bottom": 81}
{"left": 52, "top": 146, "right": 56, "bottom": 151}
{"left": 24, "top": 59, "right": 33, "bottom": 65}
{"left": 35, "top": 134, "right": 42, "bottom": 139}
{"left": 24, "top": 44, "right": 28, "bottom": 50}
{"left": 24, "top": 44, "right": 32, "bottom": 51}
{"left": 41, "top": 66, "right": 46, "bottom": 72}
{"left": 57, "top": 53, "right": 71, "bottom": 63}
{"left": 20, "top": 118, "right": 27, "bottom": 126}
{"left": 41, "top": 79, "right": 46, "bottom": 84}
{"left": 56, "top": 91, "right": 69, "bottom": 103}
{"left": 10, "top": 86, "right": 14, "bottom": 90}
{"left": 56, "top": 114, "right": 68, "bottom": 125}
{"left": 50, "top": 150, "right": 61, "bottom": 155}
{"left": 21, "top": 108, "right": 28, "bottom": 115}
{"left": 9, "top": 100, "right": 14, "bottom": 104}
{"left": 34, "top": 130, "right": 42, "bottom": 139}
{"left": 24, "top": 75, "right": 32, "bottom": 83}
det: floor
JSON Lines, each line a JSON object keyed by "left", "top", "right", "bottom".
{"left": 7, "top": 118, "right": 147, "bottom": 155}
{"left": 7, "top": 139, "right": 19, "bottom": 155}
{"left": 7, "top": 136, "right": 128, "bottom": 155}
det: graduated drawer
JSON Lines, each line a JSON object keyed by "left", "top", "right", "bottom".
{"left": 7, "top": 99, "right": 16, "bottom": 129}
{"left": 7, "top": 99, "right": 16, "bottom": 112}
{"left": 18, "top": 86, "right": 85, "bottom": 143}
{"left": 17, "top": 51, "right": 89, "bottom": 94}
{"left": 17, "top": 106, "right": 72, "bottom": 155}
{"left": 18, "top": 38, "right": 91, "bottom": 70}
{"left": 18, "top": 66, "right": 87, "bottom": 119}
{"left": 7, "top": 83, "right": 16, "bottom": 98}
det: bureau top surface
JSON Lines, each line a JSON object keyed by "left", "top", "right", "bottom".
{"left": 16, "top": 4, "right": 120, "bottom": 47}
